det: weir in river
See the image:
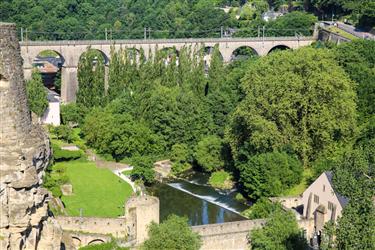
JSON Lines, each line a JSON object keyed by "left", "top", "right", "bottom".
{"left": 148, "top": 171, "right": 249, "bottom": 226}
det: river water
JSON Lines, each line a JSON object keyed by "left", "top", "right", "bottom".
{"left": 147, "top": 171, "right": 249, "bottom": 226}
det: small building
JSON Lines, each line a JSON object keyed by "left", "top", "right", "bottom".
{"left": 302, "top": 171, "right": 348, "bottom": 233}
{"left": 41, "top": 89, "right": 60, "bottom": 126}
{"left": 271, "top": 171, "right": 349, "bottom": 245}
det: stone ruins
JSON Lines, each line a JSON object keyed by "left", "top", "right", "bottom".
{"left": 0, "top": 22, "right": 62, "bottom": 249}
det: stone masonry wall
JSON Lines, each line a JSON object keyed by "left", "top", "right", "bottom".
{"left": 0, "top": 22, "right": 62, "bottom": 250}
{"left": 192, "top": 219, "right": 266, "bottom": 250}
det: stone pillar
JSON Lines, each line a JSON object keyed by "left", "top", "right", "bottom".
{"left": 23, "top": 67, "right": 33, "bottom": 81}
{"left": 61, "top": 66, "right": 78, "bottom": 104}
{"left": 104, "top": 65, "right": 109, "bottom": 93}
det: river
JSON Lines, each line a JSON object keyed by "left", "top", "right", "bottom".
{"left": 147, "top": 171, "right": 249, "bottom": 226}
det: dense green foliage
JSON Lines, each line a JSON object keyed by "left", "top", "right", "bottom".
{"left": 1, "top": 1, "right": 323, "bottom": 40}
{"left": 26, "top": 70, "right": 48, "bottom": 117}
{"left": 170, "top": 143, "right": 192, "bottom": 174}
{"left": 194, "top": 136, "right": 224, "bottom": 172}
{"left": 237, "top": 151, "right": 303, "bottom": 199}
{"left": 79, "top": 240, "right": 128, "bottom": 250}
{"left": 333, "top": 145, "right": 375, "bottom": 249}
{"left": 242, "top": 198, "right": 282, "bottom": 219}
{"left": 77, "top": 50, "right": 106, "bottom": 109}
{"left": 250, "top": 210, "right": 307, "bottom": 249}
{"left": 142, "top": 215, "right": 201, "bottom": 250}
{"left": 52, "top": 144, "right": 83, "bottom": 162}
{"left": 43, "top": 160, "right": 69, "bottom": 198}
{"left": 208, "top": 170, "right": 234, "bottom": 189}
{"left": 60, "top": 103, "right": 87, "bottom": 126}
{"left": 227, "top": 47, "right": 357, "bottom": 168}
{"left": 52, "top": 125, "right": 73, "bottom": 142}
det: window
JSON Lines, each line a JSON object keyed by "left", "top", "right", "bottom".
{"left": 323, "top": 185, "right": 325, "bottom": 192}
{"left": 328, "top": 201, "right": 334, "bottom": 211}
{"left": 314, "top": 194, "right": 319, "bottom": 204}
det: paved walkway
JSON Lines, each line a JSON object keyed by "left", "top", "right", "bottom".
{"left": 112, "top": 167, "right": 137, "bottom": 193}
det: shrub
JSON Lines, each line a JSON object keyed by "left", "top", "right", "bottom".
{"left": 170, "top": 143, "right": 192, "bottom": 174}
{"left": 142, "top": 215, "right": 201, "bottom": 250}
{"left": 241, "top": 198, "right": 282, "bottom": 219}
{"left": 194, "top": 135, "right": 224, "bottom": 172}
{"left": 208, "top": 170, "right": 234, "bottom": 190}
{"left": 52, "top": 144, "right": 82, "bottom": 162}
{"left": 52, "top": 125, "right": 73, "bottom": 142}
{"left": 60, "top": 103, "right": 87, "bottom": 126}
{"left": 237, "top": 151, "right": 303, "bottom": 199}
{"left": 79, "top": 240, "right": 128, "bottom": 250}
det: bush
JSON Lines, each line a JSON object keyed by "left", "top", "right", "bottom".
{"left": 241, "top": 198, "right": 282, "bottom": 219}
{"left": 170, "top": 143, "right": 192, "bottom": 174}
{"left": 79, "top": 240, "right": 128, "bottom": 250}
{"left": 130, "top": 156, "right": 155, "bottom": 185}
{"left": 52, "top": 125, "right": 73, "bottom": 142}
{"left": 52, "top": 144, "right": 82, "bottom": 162}
{"left": 237, "top": 151, "right": 303, "bottom": 199}
{"left": 142, "top": 215, "right": 201, "bottom": 250}
{"left": 250, "top": 209, "right": 307, "bottom": 249}
{"left": 208, "top": 170, "right": 234, "bottom": 190}
{"left": 60, "top": 103, "right": 87, "bottom": 126}
{"left": 235, "top": 193, "right": 246, "bottom": 203}
{"left": 194, "top": 135, "right": 224, "bottom": 172}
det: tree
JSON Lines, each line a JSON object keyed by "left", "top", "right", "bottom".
{"left": 194, "top": 135, "right": 224, "bottom": 172}
{"left": 332, "top": 146, "right": 375, "bottom": 249}
{"left": 77, "top": 49, "right": 106, "bottom": 109}
{"left": 334, "top": 40, "right": 375, "bottom": 122}
{"left": 170, "top": 143, "right": 192, "bottom": 174}
{"left": 250, "top": 209, "right": 307, "bottom": 250}
{"left": 142, "top": 215, "right": 201, "bottom": 250}
{"left": 237, "top": 151, "right": 303, "bottom": 199}
{"left": 227, "top": 48, "right": 357, "bottom": 167}
{"left": 242, "top": 197, "right": 283, "bottom": 219}
{"left": 26, "top": 70, "right": 48, "bottom": 117}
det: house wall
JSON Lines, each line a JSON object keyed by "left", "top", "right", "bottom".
{"left": 302, "top": 173, "right": 344, "bottom": 231}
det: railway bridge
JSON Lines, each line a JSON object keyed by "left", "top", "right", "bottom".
{"left": 20, "top": 36, "right": 315, "bottom": 103}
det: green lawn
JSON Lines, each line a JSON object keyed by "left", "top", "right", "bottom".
{"left": 60, "top": 160, "right": 133, "bottom": 217}
{"left": 282, "top": 168, "right": 313, "bottom": 196}
{"left": 122, "top": 169, "right": 132, "bottom": 176}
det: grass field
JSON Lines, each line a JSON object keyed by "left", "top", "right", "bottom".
{"left": 60, "top": 160, "right": 133, "bottom": 217}
{"left": 282, "top": 168, "right": 313, "bottom": 196}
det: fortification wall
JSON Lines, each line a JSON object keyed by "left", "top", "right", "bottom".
{"left": 56, "top": 216, "right": 128, "bottom": 238}
{"left": 192, "top": 219, "right": 266, "bottom": 250}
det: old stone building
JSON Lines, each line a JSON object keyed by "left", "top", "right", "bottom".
{"left": 302, "top": 171, "right": 349, "bottom": 234}
{"left": 0, "top": 22, "right": 62, "bottom": 249}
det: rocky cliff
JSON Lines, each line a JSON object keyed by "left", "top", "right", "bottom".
{"left": 0, "top": 22, "right": 62, "bottom": 249}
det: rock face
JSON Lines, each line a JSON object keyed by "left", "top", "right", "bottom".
{"left": 0, "top": 23, "right": 62, "bottom": 249}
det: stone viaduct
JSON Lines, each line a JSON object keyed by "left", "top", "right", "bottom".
{"left": 20, "top": 36, "right": 315, "bottom": 103}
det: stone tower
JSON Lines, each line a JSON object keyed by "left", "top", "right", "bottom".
{"left": 0, "top": 23, "right": 62, "bottom": 249}
{"left": 125, "top": 195, "right": 159, "bottom": 245}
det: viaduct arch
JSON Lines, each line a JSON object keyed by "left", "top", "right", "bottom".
{"left": 20, "top": 36, "right": 315, "bottom": 103}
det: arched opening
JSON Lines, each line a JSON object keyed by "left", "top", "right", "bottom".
{"left": 158, "top": 47, "right": 179, "bottom": 65}
{"left": 203, "top": 45, "right": 223, "bottom": 71}
{"left": 88, "top": 239, "right": 105, "bottom": 245}
{"left": 231, "top": 46, "right": 258, "bottom": 61}
{"left": 79, "top": 49, "right": 109, "bottom": 67}
{"left": 32, "top": 50, "right": 65, "bottom": 94}
{"left": 267, "top": 45, "right": 291, "bottom": 55}
{"left": 126, "top": 48, "right": 140, "bottom": 63}
{"left": 71, "top": 236, "right": 81, "bottom": 247}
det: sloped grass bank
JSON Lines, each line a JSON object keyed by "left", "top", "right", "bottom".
{"left": 61, "top": 160, "right": 133, "bottom": 217}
